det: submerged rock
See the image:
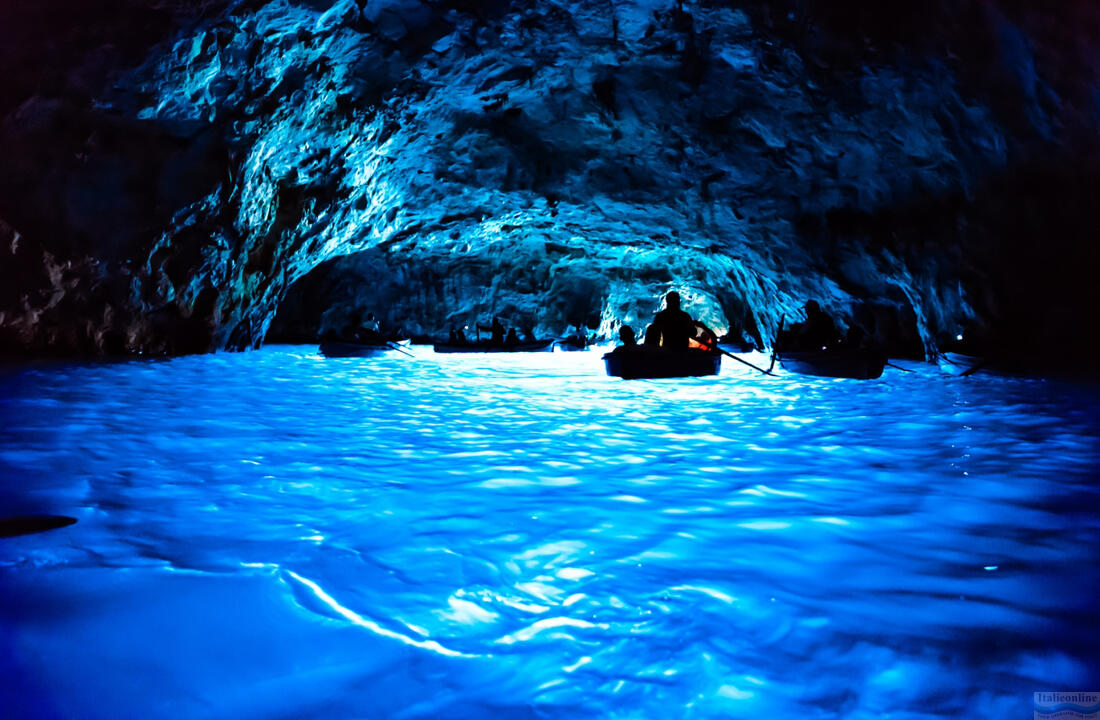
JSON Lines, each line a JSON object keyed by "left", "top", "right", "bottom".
{"left": 0, "top": 0, "right": 1097, "bottom": 367}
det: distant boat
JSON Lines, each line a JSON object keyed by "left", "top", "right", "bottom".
{"left": 603, "top": 347, "right": 721, "bottom": 379}
{"left": 779, "top": 348, "right": 886, "bottom": 379}
{"left": 319, "top": 339, "right": 411, "bottom": 358}
{"left": 556, "top": 336, "right": 590, "bottom": 352}
{"left": 433, "top": 339, "right": 556, "bottom": 353}
{"left": 938, "top": 352, "right": 985, "bottom": 376}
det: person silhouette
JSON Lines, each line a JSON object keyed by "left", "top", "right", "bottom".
{"left": 649, "top": 291, "right": 696, "bottom": 349}
{"left": 354, "top": 313, "right": 382, "bottom": 342}
{"left": 619, "top": 325, "right": 637, "bottom": 347}
{"left": 841, "top": 324, "right": 865, "bottom": 350}
{"left": 800, "top": 300, "right": 839, "bottom": 351}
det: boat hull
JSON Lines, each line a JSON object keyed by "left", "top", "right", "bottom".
{"left": 556, "top": 338, "right": 589, "bottom": 352}
{"left": 939, "top": 352, "right": 985, "bottom": 376}
{"left": 433, "top": 339, "right": 555, "bottom": 353}
{"left": 319, "top": 340, "right": 409, "bottom": 358}
{"left": 603, "top": 348, "right": 721, "bottom": 379}
{"left": 780, "top": 349, "right": 886, "bottom": 379}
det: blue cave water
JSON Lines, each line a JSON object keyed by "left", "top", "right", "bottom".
{"left": 0, "top": 346, "right": 1097, "bottom": 719}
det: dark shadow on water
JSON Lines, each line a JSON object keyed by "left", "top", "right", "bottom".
{"left": 0, "top": 516, "right": 77, "bottom": 538}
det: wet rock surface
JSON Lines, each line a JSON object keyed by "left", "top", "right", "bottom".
{"left": 1, "top": 0, "right": 1097, "bottom": 367}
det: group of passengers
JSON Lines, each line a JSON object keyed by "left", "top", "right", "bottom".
{"left": 448, "top": 317, "right": 530, "bottom": 346}
{"left": 618, "top": 292, "right": 865, "bottom": 354}
{"left": 617, "top": 291, "right": 714, "bottom": 351}
{"left": 616, "top": 291, "right": 719, "bottom": 352}
{"left": 328, "top": 312, "right": 403, "bottom": 344}
{"left": 776, "top": 299, "right": 873, "bottom": 353}
{"left": 338, "top": 292, "right": 864, "bottom": 353}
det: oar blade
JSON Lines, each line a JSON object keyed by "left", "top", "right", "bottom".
{"left": 0, "top": 515, "right": 78, "bottom": 538}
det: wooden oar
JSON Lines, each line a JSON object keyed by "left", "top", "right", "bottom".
{"left": 769, "top": 314, "right": 785, "bottom": 373}
{"left": 885, "top": 361, "right": 913, "bottom": 373}
{"left": 714, "top": 346, "right": 776, "bottom": 376}
{"left": 0, "top": 515, "right": 77, "bottom": 538}
{"left": 386, "top": 341, "right": 414, "bottom": 358}
{"left": 694, "top": 320, "right": 775, "bottom": 377}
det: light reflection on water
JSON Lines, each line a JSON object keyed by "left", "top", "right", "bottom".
{"left": 0, "top": 345, "right": 1098, "bottom": 719}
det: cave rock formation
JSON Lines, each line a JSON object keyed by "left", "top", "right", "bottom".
{"left": 1, "top": 0, "right": 1097, "bottom": 362}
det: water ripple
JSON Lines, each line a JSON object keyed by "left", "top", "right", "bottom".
{"left": 0, "top": 346, "right": 1097, "bottom": 718}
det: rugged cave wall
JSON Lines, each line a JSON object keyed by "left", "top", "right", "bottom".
{"left": 269, "top": 238, "right": 779, "bottom": 349}
{"left": 1, "top": 0, "right": 1098, "bottom": 365}
{"left": 0, "top": 0, "right": 239, "bottom": 355}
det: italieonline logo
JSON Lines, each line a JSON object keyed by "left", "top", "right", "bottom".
{"left": 1034, "top": 692, "right": 1100, "bottom": 720}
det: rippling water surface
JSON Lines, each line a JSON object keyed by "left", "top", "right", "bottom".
{"left": 1, "top": 345, "right": 1098, "bottom": 719}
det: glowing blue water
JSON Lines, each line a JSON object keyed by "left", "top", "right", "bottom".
{"left": 1, "top": 346, "right": 1097, "bottom": 719}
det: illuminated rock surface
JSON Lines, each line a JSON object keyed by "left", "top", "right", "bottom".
{"left": 0, "top": 0, "right": 1097, "bottom": 364}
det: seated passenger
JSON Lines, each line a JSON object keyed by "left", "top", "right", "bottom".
{"left": 800, "top": 300, "right": 839, "bottom": 351}
{"left": 476, "top": 317, "right": 507, "bottom": 344}
{"left": 840, "top": 324, "right": 866, "bottom": 350}
{"left": 690, "top": 321, "right": 719, "bottom": 351}
{"left": 618, "top": 325, "right": 637, "bottom": 348}
{"left": 780, "top": 300, "right": 839, "bottom": 352}
{"left": 649, "top": 291, "right": 696, "bottom": 349}
{"left": 354, "top": 312, "right": 383, "bottom": 343}
{"left": 719, "top": 325, "right": 759, "bottom": 353}
{"left": 505, "top": 328, "right": 519, "bottom": 345}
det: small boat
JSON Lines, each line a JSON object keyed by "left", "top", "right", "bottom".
{"left": 779, "top": 349, "right": 886, "bottom": 379}
{"left": 938, "top": 352, "right": 985, "bottom": 376}
{"left": 319, "top": 339, "right": 411, "bottom": 358}
{"left": 556, "top": 337, "right": 589, "bottom": 352}
{"left": 603, "top": 347, "right": 721, "bottom": 379}
{"left": 433, "top": 339, "right": 556, "bottom": 354}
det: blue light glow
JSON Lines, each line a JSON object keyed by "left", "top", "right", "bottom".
{"left": 0, "top": 346, "right": 1097, "bottom": 718}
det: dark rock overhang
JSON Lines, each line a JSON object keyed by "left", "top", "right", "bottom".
{"left": 0, "top": 0, "right": 1096, "bottom": 370}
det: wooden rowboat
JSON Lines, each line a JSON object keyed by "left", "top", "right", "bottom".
{"left": 433, "top": 339, "right": 556, "bottom": 353}
{"left": 603, "top": 347, "right": 721, "bottom": 379}
{"left": 779, "top": 349, "right": 886, "bottom": 379}
{"left": 556, "top": 337, "right": 589, "bottom": 352}
{"left": 319, "top": 339, "right": 411, "bottom": 358}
